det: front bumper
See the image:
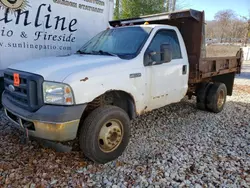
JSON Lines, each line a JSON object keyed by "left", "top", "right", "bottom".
{"left": 2, "top": 92, "right": 87, "bottom": 142}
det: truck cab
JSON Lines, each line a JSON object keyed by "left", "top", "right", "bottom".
{"left": 2, "top": 10, "right": 242, "bottom": 164}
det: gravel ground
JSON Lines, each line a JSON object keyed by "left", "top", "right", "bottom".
{"left": 236, "top": 61, "right": 250, "bottom": 85}
{"left": 1, "top": 62, "right": 250, "bottom": 187}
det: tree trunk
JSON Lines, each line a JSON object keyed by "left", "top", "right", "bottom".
{"left": 220, "top": 33, "right": 224, "bottom": 43}
{"left": 165, "top": 0, "right": 169, "bottom": 12}
{"left": 172, "top": 0, "right": 176, "bottom": 11}
{"left": 114, "top": 0, "right": 120, "bottom": 19}
{"left": 245, "top": 20, "right": 250, "bottom": 46}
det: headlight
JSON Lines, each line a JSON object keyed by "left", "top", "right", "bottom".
{"left": 43, "top": 82, "right": 74, "bottom": 105}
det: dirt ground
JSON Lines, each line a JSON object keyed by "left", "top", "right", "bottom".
{"left": 206, "top": 45, "right": 240, "bottom": 57}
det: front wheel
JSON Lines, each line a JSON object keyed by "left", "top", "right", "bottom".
{"left": 79, "top": 105, "right": 130, "bottom": 164}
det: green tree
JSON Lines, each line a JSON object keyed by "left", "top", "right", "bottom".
{"left": 119, "top": 0, "right": 166, "bottom": 19}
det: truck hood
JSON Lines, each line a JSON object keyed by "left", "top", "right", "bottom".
{"left": 8, "top": 54, "right": 122, "bottom": 82}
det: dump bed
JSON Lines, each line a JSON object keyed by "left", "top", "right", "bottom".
{"left": 109, "top": 9, "right": 243, "bottom": 85}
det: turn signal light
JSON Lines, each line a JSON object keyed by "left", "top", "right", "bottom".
{"left": 66, "top": 97, "right": 72, "bottom": 103}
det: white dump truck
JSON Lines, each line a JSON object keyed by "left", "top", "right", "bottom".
{"left": 2, "top": 10, "right": 243, "bottom": 164}
{"left": 0, "top": 0, "right": 114, "bottom": 103}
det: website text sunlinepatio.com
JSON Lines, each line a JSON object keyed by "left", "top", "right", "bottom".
{"left": 0, "top": 41, "right": 72, "bottom": 51}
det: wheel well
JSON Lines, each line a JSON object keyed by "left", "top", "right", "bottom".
{"left": 78, "top": 90, "right": 136, "bottom": 134}
{"left": 193, "top": 72, "right": 235, "bottom": 97}
{"left": 211, "top": 72, "right": 235, "bottom": 96}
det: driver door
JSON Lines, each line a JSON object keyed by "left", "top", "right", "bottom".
{"left": 144, "top": 29, "right": 188, "bottom": 110}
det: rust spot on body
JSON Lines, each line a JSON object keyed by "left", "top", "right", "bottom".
{"left": 80, "top": 77, "right": 89, "bottom": 82}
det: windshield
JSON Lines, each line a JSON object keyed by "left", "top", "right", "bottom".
{"left": 78, "top": 27, "right": 152, "bottom": 59}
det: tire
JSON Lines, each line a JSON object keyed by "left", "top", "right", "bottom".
{"left": 196, "top": 82, "right": 212, "bottom": 110}
{"left": 206, "top": 83, "right": 227, "bottom": 113}
{"left": 79, "top": 105, "right": 130, "bottom": 164}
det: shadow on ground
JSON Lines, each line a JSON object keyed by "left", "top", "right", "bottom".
{"left": 236, "top": 72, "right": 250, "bottom": 79}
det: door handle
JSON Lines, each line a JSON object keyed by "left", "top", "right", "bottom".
{"left": 182, "top": 65, "right": 187, "bottom": 75}
{"left": 130, "top": 73, "right": 141, "bottom": 78}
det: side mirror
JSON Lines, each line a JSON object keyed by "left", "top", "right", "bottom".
{"left": 144, "top": 44, "right": 172, "bottom": 66}
{"left": 144, "top": 50, "right": 157, "bottom": 66}
{"left": 160, "top": 43, "right": 172, "bottom": 63}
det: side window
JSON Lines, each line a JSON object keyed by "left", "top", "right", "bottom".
{"left": 146, "top": 30, "right": 182, "bottom": 63}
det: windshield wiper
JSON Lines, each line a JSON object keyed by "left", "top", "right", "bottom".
{"left": 92, "top": 50, "right": 118, "bottom": 57}
{"left": 77, "top": 50, "right": 118, "bottom": 57}
{"left": 76, "top": 50, "right": 92, "bottom": 55}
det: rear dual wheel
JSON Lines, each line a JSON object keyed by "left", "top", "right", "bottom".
{"left": 196, "top": 82, "right": 212, "bottom": 110}
{"left": 206, "top": 83, "right": 227, "bottom": 113}
{"left": 196, "top": 82, "right": 227, "bottom": 113}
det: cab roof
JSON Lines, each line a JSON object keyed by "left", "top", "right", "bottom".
{"left": 109, "top": 9, "right": 206, "bottom": 79}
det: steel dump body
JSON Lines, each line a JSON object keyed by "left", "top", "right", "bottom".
{"left": 109, "top": 9, "right": 243, "bottom": 94}
{"left": 198, "top": 55, "right": 242, "bottom": 81}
